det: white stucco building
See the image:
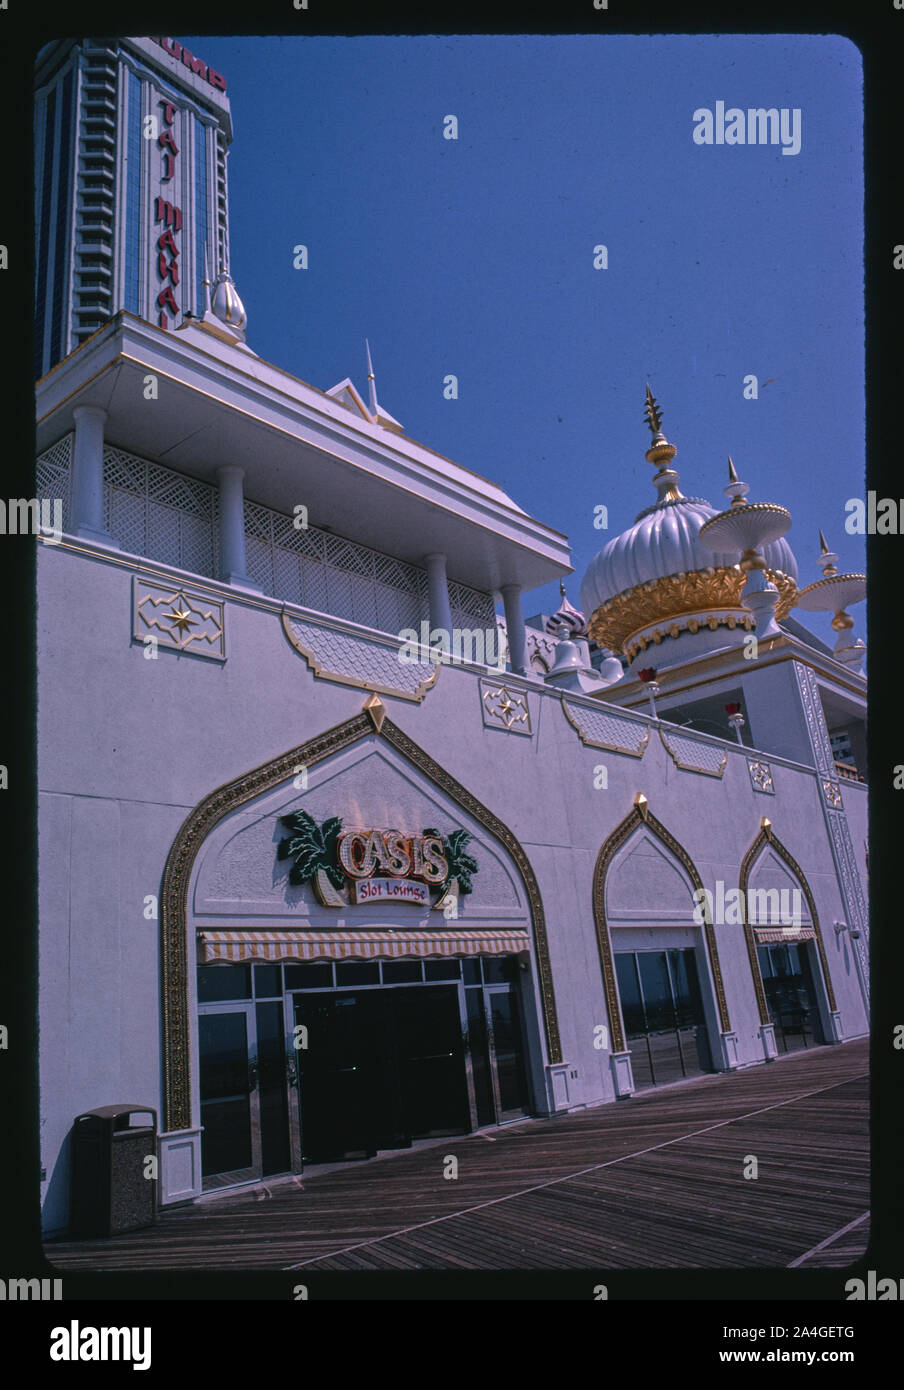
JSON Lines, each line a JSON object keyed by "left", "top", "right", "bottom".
{"left": 35, "top": 37, "right": 868, "bottom": 1239}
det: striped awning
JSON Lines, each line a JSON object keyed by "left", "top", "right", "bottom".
{"left": 753, "top": 925, "right": 816, "bottom": 945}
{"left": 198, "top": 928, "right": 531, "bottom": 963}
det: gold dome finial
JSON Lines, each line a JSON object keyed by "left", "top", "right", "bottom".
{"left": 644, "top": 383, "right": 664, "bottom": 439}
{"left": 728, "top": 455, "right": 739, "bottom": 483}
{"left": 643, "top": 383, "right": 680, "bottom": 498}
{"left": 819, "top": 529, "right": 829, "bottom": 555}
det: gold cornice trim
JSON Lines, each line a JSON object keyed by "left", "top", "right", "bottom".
{"left": 160, "top": 713, "right": 561, "bottom": 1130}
{"left": 280, "top": 610, "right": 440, "bottom": 702}
{"left": 658, "top": 726, "right": 728, "bottom": 778}
{"left": 559, "top": 695, "right": 650, "bottom": 757}
{"left": 739, "top": 823, "right": 836, "bottom": 1025}
{"left": 587, "top": 567, "right": 797, "bottom": 656}
{"left": 591, "top": 802, "right": 732, "bottom": 1055}
{"left": 606, "top": 645, "right": 867, "bottom": 706}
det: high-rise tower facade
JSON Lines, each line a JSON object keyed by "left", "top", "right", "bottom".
{"left": 34, "top": 35, "right": 232, "bottom": 378}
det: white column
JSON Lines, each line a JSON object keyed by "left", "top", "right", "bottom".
{"left": 71, "top": 405, "right": 116, "bottom": 545}
{"left": 216, "top": 466, "right": 258, "bottom": 589}
{"left": 425, "top": 552, "right": 453, "bottom": 637}
{"left": 501, "top": 582, "right": 528, "bottom": 675}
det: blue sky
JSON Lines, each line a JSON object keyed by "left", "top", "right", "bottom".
{"left": 184, "top": 33, "right": 864, "bottom": 641}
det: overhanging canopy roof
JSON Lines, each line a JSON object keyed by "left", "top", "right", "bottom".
{"left": 37, "top": 314, "right": 572, "bottom": 596}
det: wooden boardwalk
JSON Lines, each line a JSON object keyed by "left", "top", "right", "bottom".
{"left": 47, "top": 1038, "right": 868, "bottom": 1271}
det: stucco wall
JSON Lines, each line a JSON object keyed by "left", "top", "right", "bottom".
{"left": 37, "top": 541, "right": 870, "bottom": 1232}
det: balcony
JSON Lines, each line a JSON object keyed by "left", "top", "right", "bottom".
{"left": 834, "top": 760, "right": 865, "bottom": 785}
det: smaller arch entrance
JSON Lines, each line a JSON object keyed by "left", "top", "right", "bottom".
{"left": 592, "top": 798, "right": 735, "bottom": 1095}
{"left": 739, "top": 821, "right": 839, "bottom": 1057}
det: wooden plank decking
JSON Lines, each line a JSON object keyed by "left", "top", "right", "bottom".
{"left": 47, "top": 1038, "right": 868, "bottom": 1271}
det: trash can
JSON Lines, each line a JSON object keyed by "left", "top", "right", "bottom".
{"left": 70, "top": 1105, "right": 158, "bottom": 1237}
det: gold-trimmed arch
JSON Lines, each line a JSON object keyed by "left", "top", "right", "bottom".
{"left": 739, "top": 819, "right": 836, "bottom": 1026}
{"left": 159, "top": 710, "right": 560, "bottom": 1132}
{"left": 591, "top": 797, "right": 731, "bottom": 1054}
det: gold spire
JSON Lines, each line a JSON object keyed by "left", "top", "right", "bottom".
{"left": 819, "top": 529, "right": 829, "bottom": 555}
{"left": 644, "top": 383, "right": 663, "bottom": 438}
{"left": 728, "top": 455, "right": 739, "bottom": 483}
{"left": 643, "top": 383, "right": 680, "bottom": 498}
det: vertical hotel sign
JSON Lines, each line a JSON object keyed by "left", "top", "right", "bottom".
{"left": 155, "top": 101, "right": 180, "bottom": 329}
{"left": 146, "top": 39, "right": 227, "bottom": 330}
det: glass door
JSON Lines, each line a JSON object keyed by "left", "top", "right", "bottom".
{"left": 392, "top": 985, "right": 471, "bottom": 1138}
{"left": 485, "top": 984, "right": 530, "bottom": 1118}
{"left": 198, "top": 1002, "right": 262, "bottom": 1186}
{"left": 757, "top": 942, "right": 820, "bottom": 1053}
{"left": 292, "top": 991, "right": 378, "bottom": 1161}
{"left": 614, "top": 948, "right": 712, "bottom": 1089}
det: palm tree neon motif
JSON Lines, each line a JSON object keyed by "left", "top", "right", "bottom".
{"left": 424, "top": 826, "right": 479, "bottom": 913}
{"left": 277, "top": 809, "right": 346, "bottom": 906}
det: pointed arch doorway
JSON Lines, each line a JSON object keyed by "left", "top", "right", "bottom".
{"left": 157, "top": 707, "right": 562, "bottom": 1203}
{"left": 592, "top": 797, "right": 738, "bottom": 1097}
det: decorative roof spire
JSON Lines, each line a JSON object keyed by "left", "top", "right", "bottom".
{"left": 644, "top": 383, "right": 665, "bottom": 441}
{"left": 546, "top": 583, "right": 587, "bottom": 638}
{"left": 724, "top": 455, "right": 750, "bottom": 509}
{"left": 365, "top": 339, "right": 379, "bottom": 420}
{"left": 816, "top": 531, "right": 839, "bottom": 578}
{"left": 210, "top": 264, "right": 247, "bottom": 341}
{"left": 643, "top": 383, "right": 682, "bottom": 503}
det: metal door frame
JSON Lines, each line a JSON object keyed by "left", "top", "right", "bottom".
{"left": 197, "top": 999, "right": 263, "bottom": 1188}
{"left": 483, "top": 982, "right": 530, "bottom": 1121}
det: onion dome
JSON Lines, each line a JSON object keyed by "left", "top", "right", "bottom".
{"left": 580, "top": 387, "right": 797, "bottom": 662}
{"left": 546, "top": 581, "right": 588, "bottom": 637}
{"left": 211, "top": 268, "right": 247, "bottom": 340}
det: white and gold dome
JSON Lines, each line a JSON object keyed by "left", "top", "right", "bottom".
{"left": 580, "top": 387, "right": 798, "bottom": 664}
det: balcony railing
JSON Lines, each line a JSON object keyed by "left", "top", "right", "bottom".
{"left": 834, "top": 760, "right": 865, "bottom": 784}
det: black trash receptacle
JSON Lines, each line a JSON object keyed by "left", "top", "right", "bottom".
{"left": 70, "top": 1105, "right": 158, "bottom": 1237}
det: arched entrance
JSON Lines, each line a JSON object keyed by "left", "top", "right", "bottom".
{"left": 591, "top": 796, "right": 736, "bottom": 1096}
{"left": 739, "top": 819, "right": 841, "bottom": 1058}
{"left": 157, "top": 706, "right": 562, "bottom": 1200}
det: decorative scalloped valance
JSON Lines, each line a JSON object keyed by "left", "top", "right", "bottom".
{"left": 658, "top": 727, "right": 728, "bottom": 778}
{"left": 560, "top": 699, "right": 650, "bottom": 757}
{"left": 281, "top": 612, "right": 438, "bottom": 700}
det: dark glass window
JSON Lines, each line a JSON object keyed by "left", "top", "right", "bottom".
{"left": 637, "top": 952, "right": 675, "bottom": 1031}
{"left": 614, "top": 953, "right": 645, "bottom": 1035}
{"left": 197, "top": 963, "right": 251, "bottom": 1002}
{"left": 482, "top": 955, "right": 519, "bottom": 984}
{"left": 381, "top": 961, "right": 422, "bottom": 984}
{"left": 253, "top": 964, "right": 282, "bottom": 997}
{"left": 424, "top": 960, "right": 461, "bottom": 981}
{"left": 462, "top": 958, "right": 482, "bottom": 986}
{"left": 335, "top": 961, "right": 381, "bottom": 987}
{"left": 284, "top": 962, "right": 333, "bottom": 991}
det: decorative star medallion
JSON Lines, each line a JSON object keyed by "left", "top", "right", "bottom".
{"left": 165, "top": 605, "right": 198, "bottom": 636}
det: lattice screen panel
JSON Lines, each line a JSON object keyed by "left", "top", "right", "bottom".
{"left": 102, "top": 446, "right": 219, "bottom": 576}
{"left": 40, "top": 435, "right": 494, "bottom": 643}
{"left": 36, "top": 434, "right": 73, "bottom": 532}
{"left": 448, "top": 577, "right": 498, "bottom": 632}
{"left": 243, "top": 497, "right": 437, "bottom": 633}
